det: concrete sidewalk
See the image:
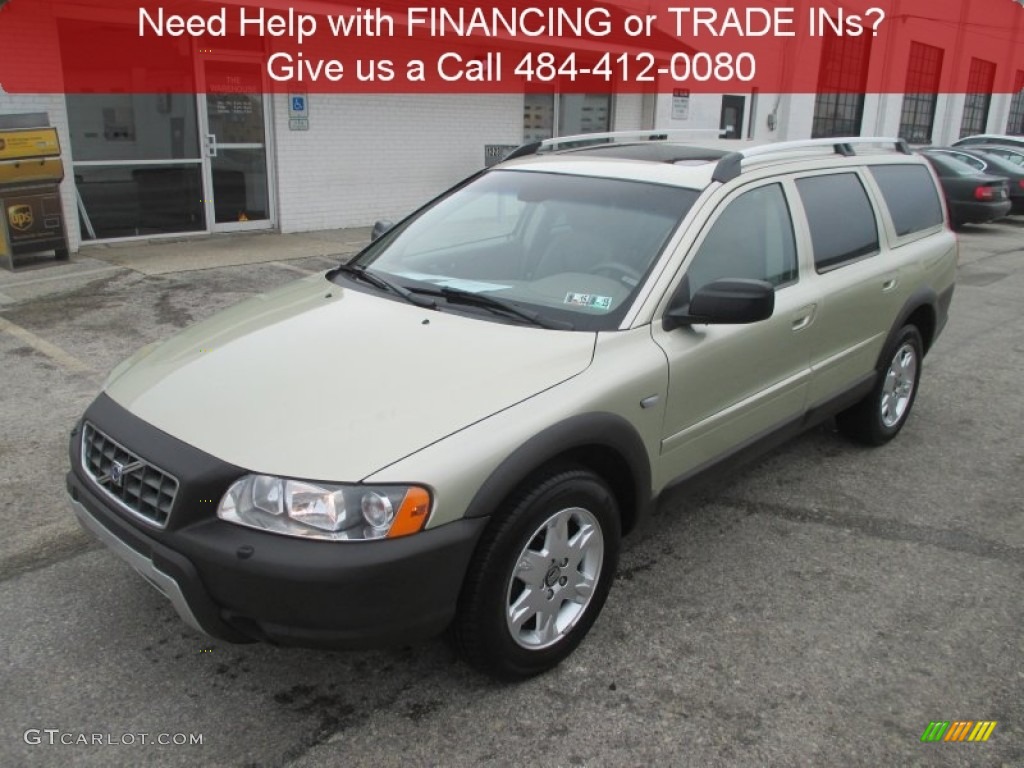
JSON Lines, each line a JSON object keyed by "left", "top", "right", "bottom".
{"left": 0, "top": 226, "right": 371, "bottom": 302}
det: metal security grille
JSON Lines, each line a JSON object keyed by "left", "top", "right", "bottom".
{"left": 81, "top": 422, "right": 178, "bottom": 528}
{"left": 898, "top": 42, "right": 944, "bottom": 145}
{"left": 1007, "top": 70, "right": 1024, "bottom": 136}
{"left": 810, "top": 23, "right": 872, "bottom": 139}
{"left": 960, "top": 58, "right": 996, "bottom": 139}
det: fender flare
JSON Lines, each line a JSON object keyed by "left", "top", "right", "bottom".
{"left": 463, "top": 412, "right": 653, "bottom": 532}
{"left": 875, "top": 287, "right": 937, "bottom": 370}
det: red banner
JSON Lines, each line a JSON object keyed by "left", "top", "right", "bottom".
{"left": 1, "top": 0, "right": 1022, "bottom": 94}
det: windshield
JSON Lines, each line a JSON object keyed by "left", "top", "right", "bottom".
{"left": 347, "top": 170, "right": 699, "bottom": 331}
{"left": 969, "top": 151, "right": 1024, "bottom": 175}
{"left": 978, "top": 148, "right": 1024, "bottom": 167}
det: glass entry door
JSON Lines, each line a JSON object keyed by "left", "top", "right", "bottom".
{"left": 198, "top": 58, "right": 275, "bottom": 231}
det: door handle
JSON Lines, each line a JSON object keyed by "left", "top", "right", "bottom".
{"left": 205, "top": 133, "right": 218, "bottom": 158}
{"left": 791, "top": 304, "right": 816, "bottom": 332}
{"left": 882, "top": 277, "right": 898, "bottom": 292}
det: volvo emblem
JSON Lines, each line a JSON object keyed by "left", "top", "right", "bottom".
{"left": 96, "top": 458, "right": 142, "bottom": 488}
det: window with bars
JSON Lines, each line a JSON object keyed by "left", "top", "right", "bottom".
{"left": 523, "top": 94, "right": 611, "bottom": 143}
{"left": 811, "top": 26, "right": 872, "bottom": 138}
{"left": 1007, "top": 70, "right": 1024, "bottom": 136}
{"left": 959, "top": 58, "right": 996, "bottom": 139}
{"left": 898, "top": 42, "right": 943, "bottom": 145}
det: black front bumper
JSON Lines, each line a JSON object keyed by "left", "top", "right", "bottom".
{"left": 67, "top": 395, "right": 487, "bottom": 649}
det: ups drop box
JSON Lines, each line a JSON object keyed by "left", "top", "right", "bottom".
{"left": 0, "top": 125, "right": 69, "bottom": 269}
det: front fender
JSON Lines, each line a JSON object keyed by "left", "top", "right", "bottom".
{"left": 462, "top": 412, "right": 653, "bottom": 531}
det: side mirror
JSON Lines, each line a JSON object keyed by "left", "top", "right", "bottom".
{"left": 371, "top": 220, "right": 395, "bottom": 241}
{"left": 664, "top": 278, "right": 775, "bottom": 330}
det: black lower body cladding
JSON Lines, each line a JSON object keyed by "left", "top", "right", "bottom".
{"left": 67, "top": 394, "right": 487, "bottom": 647}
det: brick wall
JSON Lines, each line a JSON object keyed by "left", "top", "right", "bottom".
{"left": 273, "top": 94, "right": 524, "bottom": 232}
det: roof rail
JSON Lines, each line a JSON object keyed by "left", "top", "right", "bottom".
{"left": 502, "top": 129, "right": 724, "bottom": 162}
{"left": 712, "top": 137, "right": 912, "bottom": 182}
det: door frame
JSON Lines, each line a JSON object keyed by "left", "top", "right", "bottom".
{"left": 194, "top": 50, "right": 278, "bottom": 233}
{"left": 719, "top": 95, "right": 746, "bottom": 140}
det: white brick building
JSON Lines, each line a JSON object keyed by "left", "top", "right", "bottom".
{"left": 1, "top": 0, "right": 1021, "bottom": 255}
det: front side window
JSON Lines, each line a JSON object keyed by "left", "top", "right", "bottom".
{"left": 685, "top": 183, "right": 797, "bottom": 296}
{"left": 350, "top": 170, "right": 698, "bottom": 331}
{"left": 796, "top": 174, "right": 879, "bottom": 271}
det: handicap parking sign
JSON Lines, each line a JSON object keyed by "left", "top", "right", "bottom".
{"left": 289, "top": 95, "right": 308, "bottom": 117}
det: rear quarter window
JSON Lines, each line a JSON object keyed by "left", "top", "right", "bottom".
{"left": 796, "top": 173, "right": 880, "bottom": 272}
{"left": 869, "top": 164, "right": 944, "bottom": 236}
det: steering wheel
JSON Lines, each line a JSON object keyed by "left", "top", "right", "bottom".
{"left": 592, "top": 261, "right": 643, "bottom": 286}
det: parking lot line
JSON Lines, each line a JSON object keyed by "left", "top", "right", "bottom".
{"left": 0, "top": 264, "right": 120, "bottom": 289}
{"left": 0, "top": 315, "right": 94, "bottom": 374}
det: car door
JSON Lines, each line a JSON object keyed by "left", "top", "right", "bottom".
{"left": 651, "top": 180, "right": 816, "bottom": 486}
{"left": 789, "top": 170, "right": 909, "bottom": 407}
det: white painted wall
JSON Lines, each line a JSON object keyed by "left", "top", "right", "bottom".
{"left": 272, "top": 94, "right": 523, "bottom": 233}
{"left": 611, "top": 93, "right": 646, "bottom": 132}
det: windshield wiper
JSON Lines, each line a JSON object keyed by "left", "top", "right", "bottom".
{"left": 332, "top": 264, "right": 437, "bottom": 309}
{"left": 436, "top": 286, "right": 574, "bottom": 330}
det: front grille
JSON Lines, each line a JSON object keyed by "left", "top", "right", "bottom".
{"left": 81, "top": 422, "right": 179, "bottom": 528}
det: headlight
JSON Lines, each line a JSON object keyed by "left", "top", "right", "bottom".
{"left": 217, "top": 475, "right": 431, "bottom": 541}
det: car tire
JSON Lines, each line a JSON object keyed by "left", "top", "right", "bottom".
{"left": 837, "top": 325, "right": 924, "bottom": 446}
{"left": 451, "top": 467, "right": 620, "bottom": 680}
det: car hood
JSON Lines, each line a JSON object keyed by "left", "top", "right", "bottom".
{"left": 105, "top": 275, "right": 595, "bottom": 480}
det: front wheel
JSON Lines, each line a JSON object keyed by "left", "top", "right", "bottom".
{"left": 452, "top": 468, "right": 620, "bottom": 680}
{"left": 837, "top": 325, "right": 923, "bottom": 445}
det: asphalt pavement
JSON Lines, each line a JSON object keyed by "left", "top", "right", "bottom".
{"left": 0, "top": 219, "right": 1021, "bottom": 767}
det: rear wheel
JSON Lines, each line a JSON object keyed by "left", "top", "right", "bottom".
{"left": 452, "top": 468, "right": 620, "bottom": 680}
{"left": 837, "top": 325, "right": 923, "bottom": 445}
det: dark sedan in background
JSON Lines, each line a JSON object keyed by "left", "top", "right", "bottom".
{"left": 929, "top": 147, "right": 1024, "bottom": 215}
{"left": 919, "top": 150, "right": 1011, "bottom": 229}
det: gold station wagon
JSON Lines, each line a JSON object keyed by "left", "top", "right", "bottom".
{"left": 68, "top": 133, "right": 956, "bottom": 679}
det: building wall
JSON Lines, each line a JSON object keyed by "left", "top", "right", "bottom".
{"left": 652, "top": 87, "right": 1021, "bottom": 148}
{"left": 654, "top": 92, "right": 728, "bottom": 137}
{"left": 611, "top": 93, "right": 647, "bottom": 132}
{"left": 0, "top": 4, "right": 79, "bottom": 252}
{"left": 273, "top": 91, "right": 649, "bottom": 233}
{"left": 273, "top": 94, "right": 523, "bottom": 233}
{"left": 651, "top": 0, "right": 1023, "bottom": 146}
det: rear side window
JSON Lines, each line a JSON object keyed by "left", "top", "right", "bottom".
{"left": 796, "top": 173, "right": 879, "bottom": 271}
{"left": 947, "top": 151, "right": 985, "bottom": 171}
{"left": 869, "top": 165, "right": 943, "bottom": 236}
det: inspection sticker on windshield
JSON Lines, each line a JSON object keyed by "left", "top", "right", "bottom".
{"left": 565, "top": 292, "right": 613, "bottom": 310}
